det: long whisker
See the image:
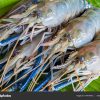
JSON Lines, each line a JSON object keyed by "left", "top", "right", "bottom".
{"left": 27, "top": 52, "right": 62, "bottom": 91}
{"left": 1, "top": 63, "right": 43, "bottom": 92}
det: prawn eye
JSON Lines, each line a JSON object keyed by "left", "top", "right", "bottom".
{"left": 79, "top": 56, "right": 84, "bottom": 62}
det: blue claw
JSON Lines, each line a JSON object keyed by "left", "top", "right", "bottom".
{"left": 0, "top": 34, "right": 20, "bottom": 46}
{"left": 33, "top": 74, "right": 51, "bottom": 92}
{"left": 20, "top": 47, "right": 43, "bottom": 92}
{"left": 3, "top": 71, "right": 13, "bottom": 82}
{"left": 4, "top": 67, "right": 33, "bottom": 85}
{"left": 18, "top": 67, "right": 33, "bottom": 79}
{"left": 0, "top": 62, "right": 6, "bottom": 70}
{"left": 53, "top": 80, "right": 72, "bottom": 91}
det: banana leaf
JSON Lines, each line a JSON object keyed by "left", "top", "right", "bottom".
{"left": 60, "top": 77, "right": 100, "bottom": 92}
{"left": 87, "top": 0, "right": 100, "bottom": 8}
{"left": 0, "top": 0, "right": 20, "bottom": 9}
{"left": 0, "top": 0, "right": 20, "bottom": 17}
{"left": 0, "top": 5, "right": 15, "bottom": 17}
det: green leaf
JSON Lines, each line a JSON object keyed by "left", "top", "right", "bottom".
{"left": 85, "top": 77, "right": 100, "bottom": 92}
{"left": 0, "top": 5, "right": 14, "bottom": 17}
{"left": 87, "top": 0, "right": 100, "bottom": 8}
{"left": 0, "top": 0, "right": 20, "bottom": 17}
{"left": 0, "top": 0, "right": 20, "bottom": 9}
{"left": 59, "top": 77, "right": 100, "bottom": 92}
{"left": 60, "top": 85, "right": 73, "bottom": 92}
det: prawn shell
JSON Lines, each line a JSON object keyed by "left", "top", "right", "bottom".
{"left": 41, "top": 0, "right": 88, "bottom": 27}
{"left": 66, "top": 8, "right": 100, "bottom": 48}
